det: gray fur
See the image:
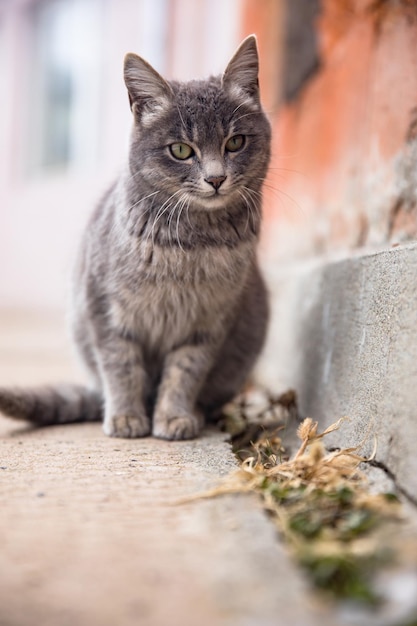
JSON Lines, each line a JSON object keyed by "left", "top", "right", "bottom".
{"left": 0, "top": 35, "right": 271, "bottom": 440}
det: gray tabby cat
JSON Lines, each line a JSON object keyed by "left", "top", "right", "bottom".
{"left": 0, "top": 35, "right": 271, "bottom": 440}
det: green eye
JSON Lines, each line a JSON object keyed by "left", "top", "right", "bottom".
{"left": 170, "top": 142, "right": 194, "bottom": 160}
{"left": 225, "top": 135, "right": 245, "bottom": 152}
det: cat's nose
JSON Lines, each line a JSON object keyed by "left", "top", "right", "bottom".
{"left": 205, "top": 175, "right": 226, "bottom": 191}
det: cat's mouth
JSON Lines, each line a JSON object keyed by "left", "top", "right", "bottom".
{"left": 195, "top": 191, "right": 231, "bottom": 209}
{"left": 180, "top": 185, "right": 237, "bottom": 211}
{"left": 191, "top": 184, "right": 240, "bottom": 209}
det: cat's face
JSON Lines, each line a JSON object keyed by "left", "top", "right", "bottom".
{"left": 124, "top": 36, "right": 271, "bottom": 211}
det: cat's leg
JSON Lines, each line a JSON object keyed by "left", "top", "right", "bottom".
{"left": 95, "top": 331, "right": 151, "bottom": 438}
{"left": 198, "top": 269, "right": 269, "bottom": 418}
{"left": 198, "top": 335, "right": 258, "bottom": 419}
{"left": 152, "top": 344, "right": 213, "bottom": 440}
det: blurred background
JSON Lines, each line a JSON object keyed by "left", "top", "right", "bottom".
{"left": 0, "top": 0, "right": 416, "bottom": 311}
{"left": 0, "top": 0, "right": 253, "bottom": 310}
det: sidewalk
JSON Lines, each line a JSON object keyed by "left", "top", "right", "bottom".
{"left": 0, "top": 310, "right": 331, "bottom": 626}
{"left": 0, "top": 310, "right": 416, "bottom": 626}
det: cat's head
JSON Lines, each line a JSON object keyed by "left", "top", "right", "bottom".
{"left": 124, "top": 35, "right": 271, "bottom": 211}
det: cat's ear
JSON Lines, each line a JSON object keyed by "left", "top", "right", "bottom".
{"left": 222, "top": 35, "right": 259, "bottom": 100}
{"left": 124, "top": 53, "right": 172, "bottom": 116}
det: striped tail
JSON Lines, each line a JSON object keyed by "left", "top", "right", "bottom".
{"left": 0, "top": 384, "right": 102, "bottom": 426}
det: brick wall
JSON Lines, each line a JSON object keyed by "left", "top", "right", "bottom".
{"left": 243, "top": 0, "right": 417, "bottom": 263}
{"left": 244, "top": 3, "right": 417, "bottom": 492}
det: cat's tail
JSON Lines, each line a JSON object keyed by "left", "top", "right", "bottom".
{"left": 0, "top": 384, "right": 102, "bottom": 426}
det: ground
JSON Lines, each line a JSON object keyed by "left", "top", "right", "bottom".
{"left": 0, "top": 310, "right": 331, "bottom": 626}
{"left": 1, "top": 310, "right": 416, "bottom": 626}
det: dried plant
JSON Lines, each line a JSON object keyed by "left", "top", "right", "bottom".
{"left": 184, "top": 392, "right": 403, "bottom": 604}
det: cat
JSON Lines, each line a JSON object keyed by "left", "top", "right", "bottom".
{"left": 0, "top": 35, "right": 271, "bottom": 440}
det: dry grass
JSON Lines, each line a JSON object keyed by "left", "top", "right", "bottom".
{"left": 202, "top": 391, "right": 403, "bottom": 604}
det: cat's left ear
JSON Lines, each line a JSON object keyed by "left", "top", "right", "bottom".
{"left": 124, "top": 53, "right": 172, "bottom": 116}
{"left": 222, "top": 35, "right": 260, "bottom": 101}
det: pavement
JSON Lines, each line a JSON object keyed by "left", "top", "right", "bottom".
{"left": 0, "top": 310, "right": 417, "bottom": 626}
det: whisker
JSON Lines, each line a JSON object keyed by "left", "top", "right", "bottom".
{"left": 144, "top": 189, "right": 184, "bottom": 249}
{"left": 238, "top": 188, "right": 259, "bottom": 234}
{"left": 242, "top": 185, "right": 262, "bottom": 206}
{"left": 238, "top": 189, "right": 250, "bottom": 233}
{"left": 176, "top": 106, "right": 187, "bottom": 134}
{"left": 127, "top": 190, "right": 160, "bottom": 220}
{"left": 231, "top": 101, "right": 249, "bottom": 116}
{"left": 175, "top": 195, "right": 188, "bottom": 253}
{"left": 167, "top": 194, "right": 186, "bottom": 246}
{"left": 232, "top": 111, "right": 259, "bottom": 124}
{"left": 185, "top": 197, "right": 195, "bottom": 232}
{"left": 251, "top": 177, "right": 305, "bottom": 217}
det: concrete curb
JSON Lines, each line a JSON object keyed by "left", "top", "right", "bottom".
{"left": 257, "top": 243, "right": 417, "bottom": 500}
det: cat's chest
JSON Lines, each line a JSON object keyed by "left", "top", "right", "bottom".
{"left": 110, "top": 241, "right": 252, "bottom": 350}
{"left": 139, "top": 241, "right": 248, "bottom": 285}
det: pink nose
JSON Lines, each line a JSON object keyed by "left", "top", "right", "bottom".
{"left": 205, "top": 175, "right": 226, "bottom": 190}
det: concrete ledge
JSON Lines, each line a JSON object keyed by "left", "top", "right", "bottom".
{"left": 257, "top": 243, "right": 417, "bottom": 499}
{"left": 0, "top": 421, "right": 338, "bottom": 626}
{"left": 0, "top": 315, "right": 334, "bottom": 626}
{"left": 0, "top": 292, "right": 417, "bottom": 625}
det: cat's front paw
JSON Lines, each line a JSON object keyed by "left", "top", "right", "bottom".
{"left": 153, "top": 412, "right": 201, "bottom": 441}
{"left": 103, "top": 414, "right": 151, "bottom": 438}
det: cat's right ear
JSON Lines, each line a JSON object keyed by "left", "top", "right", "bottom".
{"left": 222, "top": 35, "right": 260, "bottom": 102}
{"left": 124, "top": 53, "right": 172, "bottom": 117}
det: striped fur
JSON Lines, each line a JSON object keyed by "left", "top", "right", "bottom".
{"left": 0, "top": 36, "right": 271, "bottom": 440}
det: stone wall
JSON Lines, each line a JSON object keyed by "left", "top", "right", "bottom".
{"left": 243, "top": 0, "right": 417, "bottom": 261}
{"left": 242, "top": 1, "right": 417, "bottom": 495}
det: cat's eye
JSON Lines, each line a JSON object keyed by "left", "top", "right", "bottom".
{"left": 170, "top": 142, "right": 194, "bottom": 160}
{"left": 225, "top": 135, "right": 245, "bottom": 152}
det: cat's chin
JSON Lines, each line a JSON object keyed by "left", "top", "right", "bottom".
{"left": 192, "top": 192, "right": 234, "bottom": 212}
